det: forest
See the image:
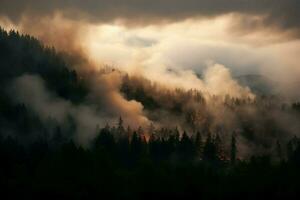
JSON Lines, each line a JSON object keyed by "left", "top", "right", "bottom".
{"left": 1, "top": 27, "right": 300, "bottom": 199}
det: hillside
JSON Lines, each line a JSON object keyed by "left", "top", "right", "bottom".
{"left": 1, "top": 27, "right": 300, "bottom": 199}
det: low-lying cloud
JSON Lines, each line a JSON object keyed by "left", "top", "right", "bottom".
{"left": 9, "top": 73, "right": 149, "bottom": 145}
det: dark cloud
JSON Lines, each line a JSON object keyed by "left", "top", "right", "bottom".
{"left": 0, "top": 0, "right": 300, "bottom": 34}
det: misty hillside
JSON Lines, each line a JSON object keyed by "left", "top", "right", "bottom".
{"left": 0, "top": 28, "right": 88, "bottom": 103}
{"left": 2, "top": 0, "right": 300, "bottom": 198}
{"left": 2, "top": 27, "right": 300, "bottom": 199}
{"left": 0, "top": 27, "right": 89, "bottom": 144}
{"left": 1, "top": 26, "right": 300, "bottom": 150}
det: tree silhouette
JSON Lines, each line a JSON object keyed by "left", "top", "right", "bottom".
{"left": 231, "top": 133, "right": 237, "bottom": 164}
{"left": 179, "top": 131, "right": 195, "bottom": 160}
{"left": 131, "top": 131, "right": 143, "bottom": 161}
{"left": 195, "top": 131, "right": 203, "bottom": 158}
{"left": 203, "top": 132, "right": 217, "bottom": 162}
{"left": 275, "top": 140, "right": 283, "bottom": 161}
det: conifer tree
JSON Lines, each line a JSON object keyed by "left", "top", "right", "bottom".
{"left": 231, "top": 134, "right": 237, "bottom": 164}
{"left": 195, "top": 131, "right": 203, "bottom": 157}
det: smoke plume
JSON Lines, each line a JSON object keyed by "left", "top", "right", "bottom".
{"left": 1, "top": 2, "right": 300, "bottom": 157}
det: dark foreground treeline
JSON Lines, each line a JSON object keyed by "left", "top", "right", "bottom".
{"left": 1, "top": 122, "right": 300, "bottom": 200}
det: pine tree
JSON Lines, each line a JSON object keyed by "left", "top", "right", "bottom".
{"left": 174, "top": 126, "right": 180, "bottom": 147}
{"left": 215, "top": 133, "right": 224, "bottom": 160}
{"left": 203, "top": 131, "right": 217, "bottom": 162}
{"left": 118, "top": 116, "right": 123, "bottom": 128}
{"left": 117, "top": 116, "right": 125, "bottom": 136}
{"left": 137, "top": 126, "right": 144, "bottom": 136}
{"left": 131, "top": 131, "right": 142, "bottom": 160}
{"left": 276, "top": 140, "right": 282, "bottom": 161}
{"left": 126, "top": 125, "right": 132, "bottom": 139}
{"left": 231, "top": 134, "right": 237, "bottom": 164}
{"left": 195, "top": 131, "right": 203, "bottom": 157}
{"left": 94, "top": 127, "right": 115, "bottom": 152}
{"left": 179, "top": 131, "right": 195, "bottom": 160}
{"left": 148, "top": 123, "right": 155, "bottom": 135}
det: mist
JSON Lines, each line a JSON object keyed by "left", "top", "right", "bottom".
{"left": 1, "top": 3, "right": 300, "bottom": 157}
{"left": 2, "top": 2, "right": 300, "bottom": 198}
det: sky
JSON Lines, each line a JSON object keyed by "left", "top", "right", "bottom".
{"left": 1, "top": 0, "right": 300, "bottom": 99}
